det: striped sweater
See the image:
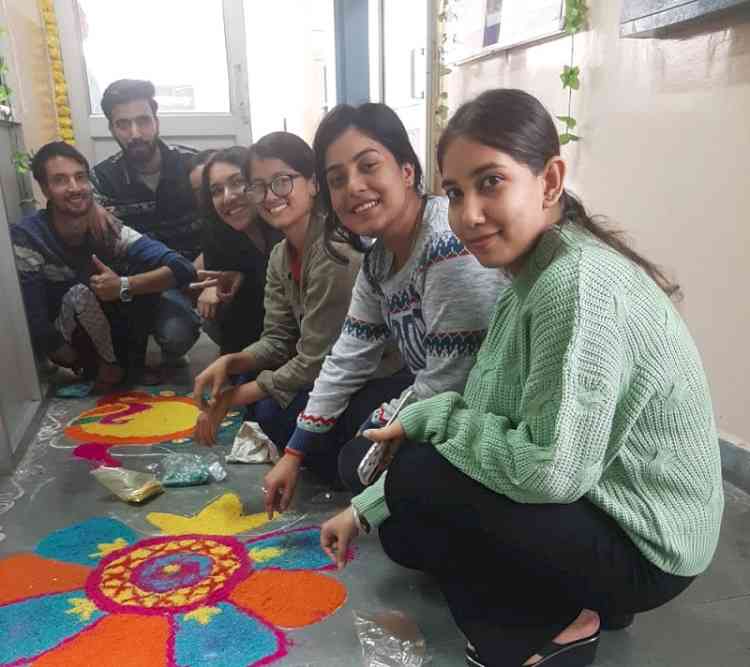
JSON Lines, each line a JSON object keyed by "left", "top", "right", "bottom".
{"left": 286, "top": 196, "right": 507, "bottom": 454}
{"left": 11, "top": 210, "right": 196, "bottom": 355}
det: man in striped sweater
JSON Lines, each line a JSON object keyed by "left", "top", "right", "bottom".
{"left": 12, "top": 142, "right": 199, "bottom": 386}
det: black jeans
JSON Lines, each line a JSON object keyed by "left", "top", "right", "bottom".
{"left": 378, "top": 442, "right": 696, "bottom": 666}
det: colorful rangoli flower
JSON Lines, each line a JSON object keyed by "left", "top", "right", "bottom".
{"left": 0, "top": 517, "right": 350, "bottom": 666}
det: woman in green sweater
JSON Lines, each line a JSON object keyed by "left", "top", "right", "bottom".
{"left": 320, "top": 89, "right": 724, "bottom": 667}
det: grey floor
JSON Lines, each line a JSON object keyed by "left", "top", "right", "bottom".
{"left": 1, "top": 335, "right": 749, "bottom": 666}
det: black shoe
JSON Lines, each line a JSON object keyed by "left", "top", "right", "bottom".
{"left": 527, "top": 631, "right": 599, "bottom": 666}
{"left": 466, "top": 631, "right": 600, "bottom": 667}
{"left": 600, "top": 612, "right": 634, "bottom": 631}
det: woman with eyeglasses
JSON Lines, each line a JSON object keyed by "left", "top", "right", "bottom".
{"left": 193, "top": 132, "right": 402, "bottom": 450}
{"left": 196, "top": 146, "right": 283, "bottom": 355}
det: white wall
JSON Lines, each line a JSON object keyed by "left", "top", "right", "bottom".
{"left": 446, "top": 1, "right": 750, "bottom": 441}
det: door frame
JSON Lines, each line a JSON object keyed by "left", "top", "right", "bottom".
{"left": 366, "top": 0, "right": 436, "bottom": 183}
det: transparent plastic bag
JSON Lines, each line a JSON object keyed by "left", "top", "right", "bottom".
{"left": 157, "top": 452, "right": 228, "bottom": 486}
{"left": 353, "top": 609, "right": 430, "bottom": 666}
{"left": 203, "top": 451, "right": 228, "bottom": 482}
{"left": 91, "top": 466, "right": 163, "bottom": 503}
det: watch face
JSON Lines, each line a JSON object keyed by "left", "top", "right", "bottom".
{"left": 120, "top": 278, "right": 132, "bottom": 302}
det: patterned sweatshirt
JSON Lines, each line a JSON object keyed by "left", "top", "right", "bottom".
{"left": 353, "top": 225, "right": 723, "bottom": 577}
{"left": 286, "top": 196, "right": 507, "bottom": 454}
{"left": 11, "top": 210, "right": 196, "bottom": 355}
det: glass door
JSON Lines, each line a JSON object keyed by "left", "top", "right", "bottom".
{"left": 56, "top": 0, "right": 252, "bottom": 162}
{"left": 243, "top": 0, "right": 337, "bottom": 145}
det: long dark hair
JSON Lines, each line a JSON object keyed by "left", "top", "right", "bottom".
{"left": 437, "top": 89, "right": 679, "bottom": 297}
{"left": 312, "top": 102, "right": 424, "bottom": 263}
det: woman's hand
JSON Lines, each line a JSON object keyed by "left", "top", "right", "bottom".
{"left": 193, "top": 356, "right": 231, "bottom": 407}
{"left": 320, "top": 507, "right": 359, "bottom": 570}
{"left": 197, "top": 285, "right": 220, "bottom": 320}
{"left": 216, "top": 271, "right": 244, "bottom": 304}
{"left": 194, "top": 394, "right": 230, "bottom": 446}
{"left": 364, "top": 419, "right": 406, "bottom": 467}
{"left": 262, "top": 453, "right": 302, "bottom": 519}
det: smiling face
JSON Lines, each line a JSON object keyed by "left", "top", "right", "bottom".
{"left": 441, "top": 136, "right": 565, "bottom": 273}
{"left": 41, "top": 156, "right": 94, "bottom": 245}
{"left": 207, "top": 161, "right": 252, "bottom": 232}
{"left": 248, "top": 157, "right": 316, "bottom": 234}
{"left": 323, "top": 128, "right": 416, "bottom": 238}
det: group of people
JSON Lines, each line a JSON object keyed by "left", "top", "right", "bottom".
{"left": 14, "top": 78, "right": 723, "bottom": 667}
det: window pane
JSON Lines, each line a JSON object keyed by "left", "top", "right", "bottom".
{"left": 244, "top": 0, "right": 336, "bottom": 144}
{"left": 77, "top": 0, "right": 231, "bottom": 114}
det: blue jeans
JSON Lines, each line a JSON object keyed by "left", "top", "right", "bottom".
{"left": 153, "top": 289, "right": 200, "bottom": 359}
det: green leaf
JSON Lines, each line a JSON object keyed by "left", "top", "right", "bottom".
{"left": 560, "top": 65, "right": 580, "bottom": 90}
{"left": 0, "top": 84, "right": 11, "bottom": 103}
{"left": 556, "top": 115, "right": 577, "bottom": 129}
{"left": 559, "top": 132, "right": 581, "bottom": 145}
{"left": 564, "top": 0, "right": 588, "bottom": 34}
{"left": 12, "top": 150, "right": 32, "bottom": 174}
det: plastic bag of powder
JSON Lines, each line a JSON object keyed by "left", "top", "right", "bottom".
{"left": 353, "top": 609, "right": 431, "bottom": 666}
{"left": 91, "top": 466, "right": 163, "bottom": 503}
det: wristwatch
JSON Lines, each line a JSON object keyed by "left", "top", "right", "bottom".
{"left": 351, "top": 504, "right": 370, "bottom": 534}
{"left": 119, "top": 277, "right": 133, "bottom": 302}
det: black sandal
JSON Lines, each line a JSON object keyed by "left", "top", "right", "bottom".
{"left": 465, "top": 631, "right": 600, "bottom": 667}
{"left": 525, "top": 630, "right": 600, "bottom": 666}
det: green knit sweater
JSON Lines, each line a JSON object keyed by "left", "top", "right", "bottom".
{"left": 352, "top": 225, "right": 724, "bottom": 577}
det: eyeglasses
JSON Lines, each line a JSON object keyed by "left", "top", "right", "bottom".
{"left": 247, "top": 174, "right": 302, "bottom": 204}
{"left": 209, "top": 174, "right": 249, "bottom": 200}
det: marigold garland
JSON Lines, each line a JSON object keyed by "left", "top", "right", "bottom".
{"left": 38, "top": 0, "right": 75, "bottom": 145}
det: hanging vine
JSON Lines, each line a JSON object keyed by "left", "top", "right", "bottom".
{"left": 435, "top": 0, "right": 459, "bottom": 132}
{"left": 558, "top": 0, "right": 588, "bottom": 145}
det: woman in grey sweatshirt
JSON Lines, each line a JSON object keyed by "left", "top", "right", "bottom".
{"left": 262, "top": 103, "right": 506, "bottom": 517}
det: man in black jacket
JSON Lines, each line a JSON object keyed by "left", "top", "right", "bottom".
{"left": 91, "top": 79, "right": 201, "bottom": 366}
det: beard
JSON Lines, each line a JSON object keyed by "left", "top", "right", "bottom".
{"left": 123, "top": 138, "right": 158, "bottom": 166}
{"left": 58, "top": 191, "right": 94, "bottom": 219}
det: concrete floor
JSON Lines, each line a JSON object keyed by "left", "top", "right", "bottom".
{"left": 1, "top": 335, "right": 749, "bottom": 666}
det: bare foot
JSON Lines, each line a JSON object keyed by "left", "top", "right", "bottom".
{"left": 523, "top": 609, "right": 600, "bottom": 666}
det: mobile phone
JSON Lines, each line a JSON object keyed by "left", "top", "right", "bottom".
{"left": 357, "top": 388, "right": 414, "bottom": 486}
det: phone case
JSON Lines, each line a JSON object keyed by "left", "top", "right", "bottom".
{"left": 357, "top": 441, "right": 386, "bottom": 486}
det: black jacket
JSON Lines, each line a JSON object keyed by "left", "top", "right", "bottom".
{"left": 91, "top": 140, "right": 202, "bottom": 260}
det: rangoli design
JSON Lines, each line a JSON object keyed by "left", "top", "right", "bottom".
{"left": 64, "top": 390, "right": 243, "bottom": 464}
{"left": 0, "top": 510, "right": 352, "bottom": 666}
